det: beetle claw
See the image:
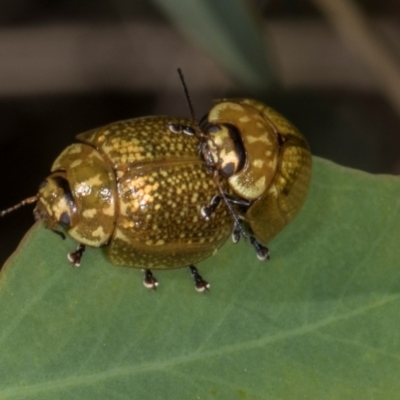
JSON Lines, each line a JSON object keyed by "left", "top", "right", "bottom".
{"left": 142, "top": 269, "right": 159, "bottom": 290}
{"left": 67, "top": 244, "right": 86, "bottom": 267}
{"left": 189, "top": 265, "right": 210, "bottom": 293}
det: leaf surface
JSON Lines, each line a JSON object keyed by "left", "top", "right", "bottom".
{"left": 1, "top": 157, "right": 400, "bottom": 399}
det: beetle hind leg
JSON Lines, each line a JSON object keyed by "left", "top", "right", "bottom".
{"left": 189, "top": 265, "right": 210, "bottom": 293}
{"left": 142, "top": 269, "right": 159, "bottom": 290}
{"left": 67, "top": 244, "right": 86, "bottom": 267}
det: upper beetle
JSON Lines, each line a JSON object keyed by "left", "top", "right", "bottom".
{"left": 199, "top": 98, "right": 312, "bottom": 259}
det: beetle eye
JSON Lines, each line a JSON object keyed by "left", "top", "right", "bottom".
{"left": 59, "top": 211, "right": 71, "bottom": 228}
{"left": 221, "top": 162, "right": 236, "bottom": 178}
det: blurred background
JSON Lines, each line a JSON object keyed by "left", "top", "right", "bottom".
{"left": 0, "top": 0, "right": 399, "bottom": 267}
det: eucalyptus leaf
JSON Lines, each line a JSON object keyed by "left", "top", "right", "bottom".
{"left": 1, "top": 157, "right": 400, "bottom": 399}
{"left": 152, "top": 0, "right": 275, "bottom": 91}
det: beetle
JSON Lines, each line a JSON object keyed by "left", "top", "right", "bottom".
{"left": 198, "top": 98, "right": 312, "bottom": 258}
{"left": 0, "top": 116, "right": 234, "bottom": 292}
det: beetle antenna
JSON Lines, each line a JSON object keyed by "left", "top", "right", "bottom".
{"left": 177, "top": 68, "right": 197, "bottom": 124}
{"left": 0, "top": 196, "right": 37, "bottom": 217}
{"left": 212, "top": 173, "right": 250, "bottom": 242}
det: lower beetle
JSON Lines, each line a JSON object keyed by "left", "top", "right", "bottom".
{"left": 1, "top": 115, "right": 234, "bottom": 292}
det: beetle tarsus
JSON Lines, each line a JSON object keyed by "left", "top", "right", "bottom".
{"left": 67, "top": 244, "right": 86, "bottom": 267}
{"left": 142, "top": 269, "right": 159, "bottom": 290}
{"left": 232, "top": 223, "right": 241, "bottom": 244}
{"left": 200, "top": 195, "right": 221, "bottom": 221}
{"left": 250, "top": 237, "right": 270, "bottom": 261}
{"left": 189, "top": 265, "right": 210, "bottom": 292}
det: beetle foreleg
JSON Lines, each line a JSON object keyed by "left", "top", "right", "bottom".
{"left": 67, "top": 244, "right": 86, "bottom": 267}
{"left": 51, "top": 228, "right": 66, "bottom": 240}
{"left": 201, "top": 193, "right": 251, "bottom": 221}
{"left": 200, "top": 195, "right": 221, "bottom": 221}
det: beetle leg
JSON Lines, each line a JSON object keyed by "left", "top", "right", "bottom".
{"left": 200, "top": 195, "right": 221, "bottom": 221}
{"left": 249, "top": 237, "right": 270, "bottom": 261}
{"left": 67, "top": 244, "right": 86, "bottom": 267}
{"left": 51, "top": 228, "right": 66, "bottom": 240}
{"left": 225, "top": 195, "right": 251, "bottom": 208}
{"left": 201, "top": 193, "right": 251, "bottom": 221}
{"left": 142, "top": 269, "right": 159, "bottom": 290}
{"left": 167, "top": 122, "right": 195, "bottom": 136}
{"left": 231, "top": 221, "right": 269, "bottom": 261}
{"left": 189, "top": 265, "right": 210, "bottom": 293}
{"left": 232, "top": 223, "right": 241, "bottom": 243}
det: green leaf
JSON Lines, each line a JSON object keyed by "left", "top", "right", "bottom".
{"left": 152, "top": 0, "right": 275, "bottom": 91}
{"left": 1, "top": 157, "right": 400, "bottom": 399}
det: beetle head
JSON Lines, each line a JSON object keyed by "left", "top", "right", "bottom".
{"left": 201, "top": 123, "right": 245, "bottom": 179}
{"left": 33, "top": 172, "right": 78, "bottom": 230}
{"left": 0, "top": 172, "right": 77, "bottom": 238}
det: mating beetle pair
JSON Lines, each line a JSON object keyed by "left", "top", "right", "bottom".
{"left": 1, "top": 94, "right": 311, "bottom": 292}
